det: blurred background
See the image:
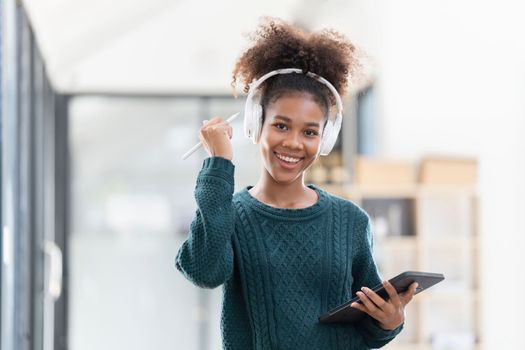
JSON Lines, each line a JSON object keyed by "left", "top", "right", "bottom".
{"left": 1, "top": 0, "right": 524, "bottom": 349}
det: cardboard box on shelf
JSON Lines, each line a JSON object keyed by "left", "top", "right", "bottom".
{"left": 328, "top": 166, "right": 350, "bottom": 184}
{"left": 419, "top": 157, "right": 477, "bottom": 185}
{"left": 354, "top": 157, "right": 416, "bottom": 186}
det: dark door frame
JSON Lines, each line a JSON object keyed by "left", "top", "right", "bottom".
{"left": 1, "top": 3, "right": 69, "bottom": 350}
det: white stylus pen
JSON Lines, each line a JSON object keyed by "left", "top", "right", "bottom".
{"left": 181, "top": 112, "right": 240, "bottom": 160}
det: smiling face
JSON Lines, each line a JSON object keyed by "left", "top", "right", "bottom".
{"left": 258, "top": 93, "right": 326, "bottom": 185}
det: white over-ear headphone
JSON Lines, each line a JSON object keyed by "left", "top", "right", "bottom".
{"left": 244, "top": 68, "right": 343, "bottom": 156}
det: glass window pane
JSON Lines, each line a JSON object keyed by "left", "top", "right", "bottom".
{"left": 69, "top": 96, "right": 204, "bottom": 350}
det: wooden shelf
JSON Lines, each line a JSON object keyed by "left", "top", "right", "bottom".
{"left": 376, "top": 235, "right": 417, "bottom": 245}
{"left": 345, "top": 184, "right": 418, "bottom": 198}
{"left": 416, "top": 289, "right": 482, "bottom": 301}
{"left": 336, "top": 183, "right": 479, "bottom": 198}
{"left": 386, "top": 343, "right": 483, "bottom": 350}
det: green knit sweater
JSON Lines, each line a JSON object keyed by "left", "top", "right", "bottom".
{"left": 176, "top": 157, "right": 403, "bottom": 349}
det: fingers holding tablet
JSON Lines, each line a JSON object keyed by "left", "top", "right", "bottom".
{"left": 319, "top": 271, "right": 444, "bottom": 324}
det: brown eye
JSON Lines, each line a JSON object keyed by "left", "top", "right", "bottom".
{"left": 305, "top": 129, "right": 319, "bottom": 137}
{"left": 274, "top": 123, "right": 288, "bottom": 131}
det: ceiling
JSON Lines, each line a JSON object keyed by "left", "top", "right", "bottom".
{"left": 22, "top": 0, "right": 378, "bottom": 94}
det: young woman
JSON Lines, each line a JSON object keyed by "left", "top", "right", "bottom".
{"left": 176, "top": 18, "right": 418, "bottom": 349}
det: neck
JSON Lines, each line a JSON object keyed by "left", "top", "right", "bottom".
{"left": 249, "top": 170, "right": 317, "bottom": 209}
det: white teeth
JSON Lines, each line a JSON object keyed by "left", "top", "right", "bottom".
{"left": 275, "top": 153, "right": 301, "bottom": 163}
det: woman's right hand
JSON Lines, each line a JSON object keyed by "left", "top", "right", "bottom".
{"left": 199, "top": 117, "right": 234, "bottom": 160}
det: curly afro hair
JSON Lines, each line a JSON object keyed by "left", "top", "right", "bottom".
{"left": 232, "top": 17, "right": 360, "bottom": 118}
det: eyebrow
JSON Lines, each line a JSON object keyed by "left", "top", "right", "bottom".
{"left": 273, "top": 115, "right": 321, "bottom": 128}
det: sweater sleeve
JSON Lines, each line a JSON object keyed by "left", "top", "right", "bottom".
{"left": 351, "top": 210, "right": 404, "bottom": 348}
{"left": 175, "top": 156, "right": 235, "bottom": 289}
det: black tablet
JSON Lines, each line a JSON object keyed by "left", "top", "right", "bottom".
{"left": 319, "top": 271, "right": 445, "bottom": 324}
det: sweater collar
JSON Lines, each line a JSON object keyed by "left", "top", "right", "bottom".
{"left": 238, "top": 184, "right": 330, "bottom": 219}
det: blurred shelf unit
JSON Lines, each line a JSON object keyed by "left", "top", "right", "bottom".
{"left": 307, "top": 155, "right": 482, "bottom": 350}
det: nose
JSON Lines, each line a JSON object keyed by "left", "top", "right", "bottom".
{"left": 281, "top": 131, "right": 304, "bottom": 150}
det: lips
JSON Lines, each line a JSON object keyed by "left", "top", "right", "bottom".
{"left": 273, "top": 151, "right": 304, "bottom": 170}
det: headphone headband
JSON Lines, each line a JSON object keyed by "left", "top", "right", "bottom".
{"left": 246, "top": 68, "right": 343, "bottom": 121}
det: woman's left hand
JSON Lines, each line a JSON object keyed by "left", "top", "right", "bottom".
{"left": 350, "top": 281, "right": 418, "bottom": 330}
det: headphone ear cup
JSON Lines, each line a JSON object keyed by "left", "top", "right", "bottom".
{"left": 252, "top": 103, "right": 263, "bottom": 143}
{"left": 319, "top": 121, "right": 333, "bottom": 156}
{"left": 244, "top": 90, "right": 263, "bottom": 144}
{"left": 244, "top": 92, "right": 258, "bottom": 144}
{"left": 319, "top": 113, "right": 342, "bottom": 156}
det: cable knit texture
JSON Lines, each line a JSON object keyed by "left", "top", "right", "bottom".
{"left": 176, "top": 157, "right": 404, "bottom": 349}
